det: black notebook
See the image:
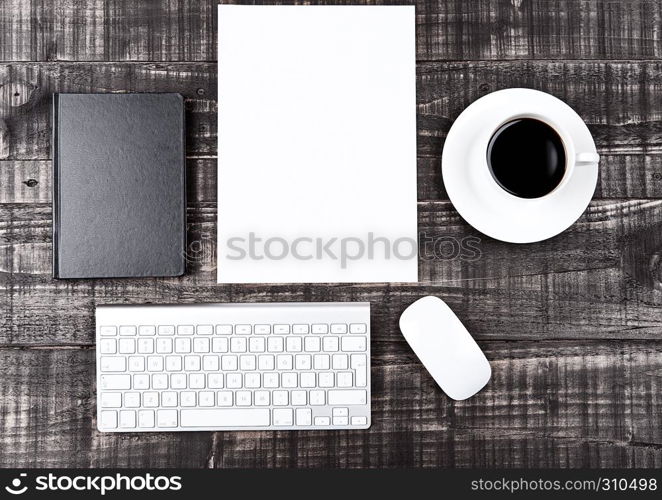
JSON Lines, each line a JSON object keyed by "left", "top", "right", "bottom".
{"left": 52, "top": 93, "right": 186, "bottom": 278}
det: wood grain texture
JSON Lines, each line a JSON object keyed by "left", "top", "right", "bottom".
{"left": 0, "top": 342, "right": 659, "bottom": 468}
{"left": 3, "top": 61, "right": 662, "bottom": 161}
{"left": 3, "top": 1, "right": 662, "bottom": 62}
{"left": 1, "top": 0, "right": 662, "bottom": 470}
{"left": 2, "top": 199, "right": 662, "bottom": 344}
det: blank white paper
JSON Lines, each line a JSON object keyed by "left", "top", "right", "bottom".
{"left": 217, "top": 5, "right": 417, "bottom": 283}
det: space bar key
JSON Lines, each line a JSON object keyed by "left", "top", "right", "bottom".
{"left": 180, "top": 409, "right": 270, "bottom": 427}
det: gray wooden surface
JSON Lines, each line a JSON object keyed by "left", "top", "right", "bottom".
{"left": 1, "top": 0, "right": 662, "bottom": 468}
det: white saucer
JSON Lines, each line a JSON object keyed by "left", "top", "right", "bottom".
{"left": 441, "top": 89, "right": 598, "bottom": 243}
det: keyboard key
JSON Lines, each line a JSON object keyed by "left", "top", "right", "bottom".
{"left": 120, "top": 410, "right": 137, "bottom": 428}
{"left": 314, "top": 416, "right": 330, "bottom": 426}
{"left": 296, "top": 408, "right": 312, "bottom": 426}
{"left": 171, "top": 373, "right": 187, "bottom": 389}
{"left": 197, "top": 325, "right": 214, "bottom": 335}
{"left": 263, "top": 372, "right": 279, "bottom": 388}
{"left": 333, "top": 416, "right": 349, "bottom": 426}
{"left": 352, "top": 416, "right": 368, "bottom": 426}
{"left": 156, "top": 338, "right": 173, "bottom": 354}
{"left": 300, "top": 372, "right": 316, "bottom": 388}
{"left": 341, "top": 337, "right": 366, "bottom": 352}
{"left": 245, "top": 373, "right": 261, "bottom": 388}
{"left": 235, "top": 324, "right": 251, "bottom": 335}
{"left": 226, "top": 373, "right": 242, "bottom": 389}
{"left": 101, "top": 393, "right": 122, "bottom": 408}
{"left": 124, "top": 392, "right": 140, "bottom": 408}
{"left": 194, "top": 338, "right": 210, "bottom": 353}
{"left": 351, "top": 354, "right": 368, "bottom": 387}
{"left": 217, "top": 391, "right": 233, "bottom": 406}
{"left": 147, "top": 356, "right": 164, "bottom": 372}
{"left": 178, "top": 325, "right": 194, "bottom": 336}
{"left": 181, "top": 409, "right": 270, "bottom": 427}
{"left": 143, "top": 392, "right": 159, "bottom": 407}
{"left": 118, "top": 339, "right": 136, "bottom": 354}
{"left": 216, "top": 324, "right": 233, "bottom": 335}
{"left": 100, "top": 374, "right": 131, "bottom": 390}
{"left": 273, "top": 408, "right": 293, "bottom": 426}
{"left": 133, "top": 374, "right": 150, "bottom": 389}
{"left": 304, "top": 337, "right": 321, "bottom": 352}
{"left": 184, "top": 355, "right": 201, "bottom": 371}
{"left": 208, "top": 373, "right": 224, "bottom": 389}
{"left": 162, "top": 392, "right": 178, "bottom": 407}
{"left": 323, "top": 337, "right": 339, "bottom": 352}
{"left": 291, "top": 390, "right": 307, "bottom": 406}
{"left": 292, "top": 324, "right": 309, "bottom": 334}
{"left": 332, "top": 407, "right": 348, "bottom": 417}
{"left": 138, "top": 325, "right": 156, "bottom": 336}
{"left": 312, "top": 324, "right": 328, "bottom": 334}
{"left": 100, "top": 357, "right": 126, "bottom": 372}
{"left": 255, "top": 391, "right": 270, "bottom": 406}
{"left": 330, "top": 324, "right": 347, "bottom": 334}
{"left": 152, "top": 373, "right": 168, "bottom": 389}
{"left": 337, "top": 372, "right": 353, "bottom": 387}
{"left": 158, "top": 325, "right": 175, "bottom": 336}
{"left": 249, "top": 337, "right": 266, "bottom": 352}
{"left": 349, "top": 323, "right": 367, "bottom": 334}
{"left": 313, "top": 354, "right": 330, "bottom": 370}
{"left": 282, "top": 372, "right": 298, "bottom": 388}
{"left": 276, "top": 354, "right": 293, "bottom": 370}
{"left": 175, "top": 338, "right": 191, "bottom": 353}
{"left": 258, "top": 355, "right": 274, "bottom": 370}
{"left": 332, "top": 354, "right": 348, "bottom": 370}
{"left": 286, "top": 337, "right": 302, "bottom": 352}
{"left": 274, "top": 324, "right": 290, "bottom": 334}
{"left": 199, "top": 391, "right": 215, "bottom": 407}
{"left": 230, "top": 337, "right": 247, "bottom": 353}
{"left": 221, "top": 355, "right": 238, "bottom": 371}
{"left": 328, "top": 390, "right": 367, "bottom": 405}
{"left": 100, "top": 410, "right": 117, "bottom": 429}
{"left": 236, "top": 391, "right": 252, "bottom": 406}
{"left": 119, "top": 326, "right": 136, "bottom": 336}
{"left": 240, "top": 355, "right": 256, "bottom": 371}
{"left": 255, "top": 324, "right": 271, "bottom": 334}
{"left": 203, "top": 355, "right": 219, "bottom": 371}
{"left": 100, "top": 326, "right": 117, "bottom": 336}
{"left": 138, "top": 410, "right": 155, "bottom": 428}
{"left": 318, "top": 372, "right": 334, "bottom": 388}
{"left": 295, "top": 354, "right": 311, "bottom": 370}
{"left": 189, "top": 373, "right": 205, "bottom": 389}
{"left": 181, "top": 391, "right": 196, "bottom": 407}
{"left": 157, "top": 409, "right": 178, "bottom": 427}
{"left": 212, "top": 338, "right": 229, "bottom": 353}
{"left": 165, "top": 355, "right": 182, "bottom": 372}
{"left": 267, "top": 337, "right": 284, "bottom": 352}
{"left": 99, "top": 339, "right": 117, "bottom": 354}
{"left": 138, "top": 338, "right": 154, "bottom": 354}
{"left": 309, "top": 390, "right": 325, "bottom": 405}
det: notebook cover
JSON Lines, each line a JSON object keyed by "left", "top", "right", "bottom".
{"left": 52, "top": 93, "right": 186, "bottom": 278}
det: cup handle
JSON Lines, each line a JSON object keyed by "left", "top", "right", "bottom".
{"left": 576, "top": 152, "right": 600, "bottom": 166}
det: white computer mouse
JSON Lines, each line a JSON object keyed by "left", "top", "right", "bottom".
{"left": 399, "top": 296, "right": 491, "bottom": 400}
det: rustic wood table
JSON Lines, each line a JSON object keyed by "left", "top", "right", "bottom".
{"left": 1, "top": 0, "right": 661, "bottom": 468}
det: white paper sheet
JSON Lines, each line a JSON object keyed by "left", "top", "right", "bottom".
{"left": 217, "top": 5, "right": 417, "bottom": 283}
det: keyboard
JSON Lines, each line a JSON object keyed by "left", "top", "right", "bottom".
{"left": 96, "top": 302, "right": 370, "bottom": 432}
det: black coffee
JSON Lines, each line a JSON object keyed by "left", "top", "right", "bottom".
{"left": 487, "top": 118, "right": 566, "bottom": 198}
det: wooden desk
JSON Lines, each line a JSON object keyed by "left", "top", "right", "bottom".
{"left": 0, "top": 0, "right": 660, "bottom": 468}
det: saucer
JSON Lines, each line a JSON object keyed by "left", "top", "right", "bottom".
{"left": 441, "top": 89, "right": 598, "bottom": 243}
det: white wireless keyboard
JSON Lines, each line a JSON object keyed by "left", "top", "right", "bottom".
{"left": 96, "top": 302, "right": 370, "bottom": 432}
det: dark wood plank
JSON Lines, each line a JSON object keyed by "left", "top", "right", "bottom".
{"left": 2, "top": 199, "right": 662, "bottom": 344}
{"left": 3, "top": 153, "right": 662, "bottom": 206}
{"left": 3, "top": 61, "right": 662, "bottom": 161}
{"left": 0, "top": 342, "right": 659, "bottom": 468}
{"left": 3, "top": 1, "right": 662, "bottom": 62}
